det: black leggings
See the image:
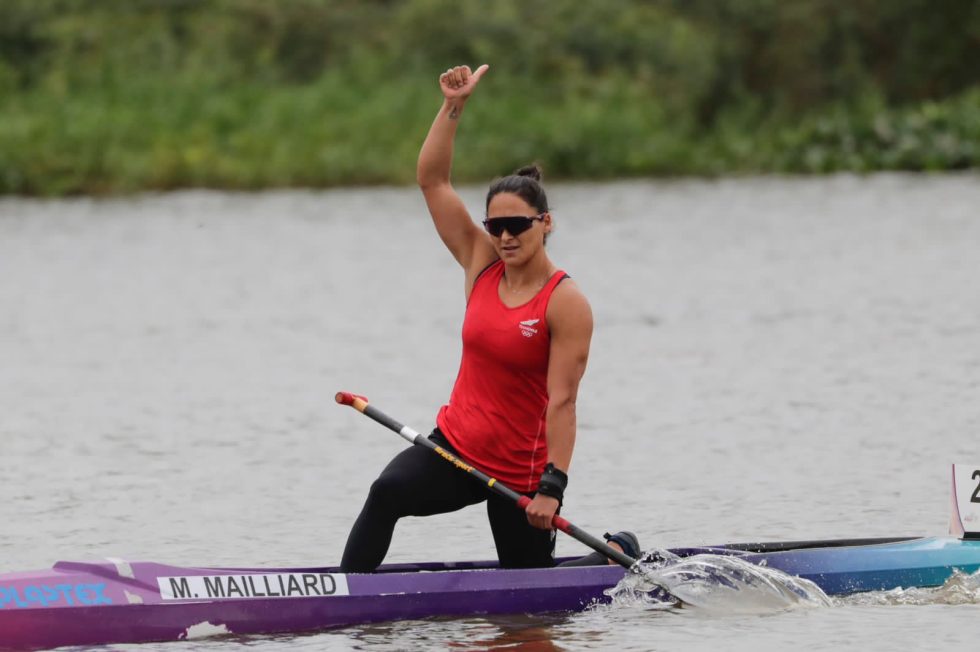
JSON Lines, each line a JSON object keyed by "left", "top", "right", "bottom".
{"left": 340, "top": 430, "right": 556, "bottom": 572}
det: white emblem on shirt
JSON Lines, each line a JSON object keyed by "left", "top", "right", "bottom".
{"left": 519, "top": 319, "right": 540, "bottom": 338}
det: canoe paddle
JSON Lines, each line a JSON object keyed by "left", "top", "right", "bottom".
{"left": 335, "top": 391, "right": 639, "bottom": 570}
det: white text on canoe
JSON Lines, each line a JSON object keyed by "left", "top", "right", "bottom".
{"left": 157, "top": 573, "right": 350, "bottom": 601}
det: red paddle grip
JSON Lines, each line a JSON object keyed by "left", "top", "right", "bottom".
{"left": 335, "top": 391, "right": 369, "bottom": 406}
{"left": 516, "top": 496, "right": 570, "bottom": 532}
{"left": 552, "top": 515, "right": 571, "bottom": 532}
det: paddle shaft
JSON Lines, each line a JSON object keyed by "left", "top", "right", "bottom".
{"left": 335, "top": 391, "right": 638, "bottom": 569}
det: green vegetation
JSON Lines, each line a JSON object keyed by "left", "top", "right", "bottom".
{"left": 1, "top": 0, "right": 977, "bottom": 195}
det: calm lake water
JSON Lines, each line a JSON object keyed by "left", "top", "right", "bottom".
{"left": 1, "top": 174, "right": 979, "bottom": 650}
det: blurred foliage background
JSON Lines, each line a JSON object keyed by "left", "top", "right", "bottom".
{"left": 0, "top": 0, "right": 977, "bottom": 195}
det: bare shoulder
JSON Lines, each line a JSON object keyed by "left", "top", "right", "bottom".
{"left": 546, "top": 277, "right": 593, "bottom": 335}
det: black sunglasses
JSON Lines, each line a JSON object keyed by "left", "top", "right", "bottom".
{"left": 482, "top": 214, "right": 546, "bottom": 237}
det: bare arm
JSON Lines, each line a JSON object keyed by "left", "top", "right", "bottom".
{"left": 525, "top": 281, "right": 594, "bottom": 530}
{"left": 417, "top": 64, "right": 497, "bottom": 289}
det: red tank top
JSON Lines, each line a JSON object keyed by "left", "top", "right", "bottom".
{"left": 436, "top": 260, "right": 568, "bottom": 492}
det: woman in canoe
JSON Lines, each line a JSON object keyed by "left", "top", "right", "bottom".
{"left": 340, "top": 64, "right": 637, "bottom": 572}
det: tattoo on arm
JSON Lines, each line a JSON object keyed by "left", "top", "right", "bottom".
{"left": 448, "top": 104, "right": 460, "bottom": 120}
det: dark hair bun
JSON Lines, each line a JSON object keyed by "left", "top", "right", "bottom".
{"left": 486, "top": 163, "right": 549, "bottom": 214}
{"left": 514, "top": 164, "right": 543, "bottom": 182}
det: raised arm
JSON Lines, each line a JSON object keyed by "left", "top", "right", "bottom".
{"left": 417, "top": 64, "right": 497, "bottom": 285}
{"left": 525, "top": 281, "right": 594, "bottom": 530}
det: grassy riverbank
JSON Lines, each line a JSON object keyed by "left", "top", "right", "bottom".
{"left": 1, "top": 0, "right": 977, "bottom": 195}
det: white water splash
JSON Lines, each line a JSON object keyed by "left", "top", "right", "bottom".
{"left": 180, "top": 621, "right": 232, "bottom": 640}
{"left": 843, "top": 568, "right": 980, "bottom": 607}
{"left": 596, "top": 550, "right": 680, "bottom": 610}
{"left": 603, "top": 572, "right": 679, "bottom": 611}
{"left": 608, "top": 550, "right": 832, "bottom": 614}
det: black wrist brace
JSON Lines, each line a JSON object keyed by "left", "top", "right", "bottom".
{"left": 536, "top": 463, "right": 568, "bottom": 503}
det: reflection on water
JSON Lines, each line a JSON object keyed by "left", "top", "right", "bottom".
{"left": 311, "top": 613, "right": 574, "bottom": 651}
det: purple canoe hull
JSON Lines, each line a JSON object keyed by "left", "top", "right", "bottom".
{"left": 4, "top": 537, "right": 980, "bottom": 649}
{"left": 0, "top": 559, "right": 624, "bottom": 649}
